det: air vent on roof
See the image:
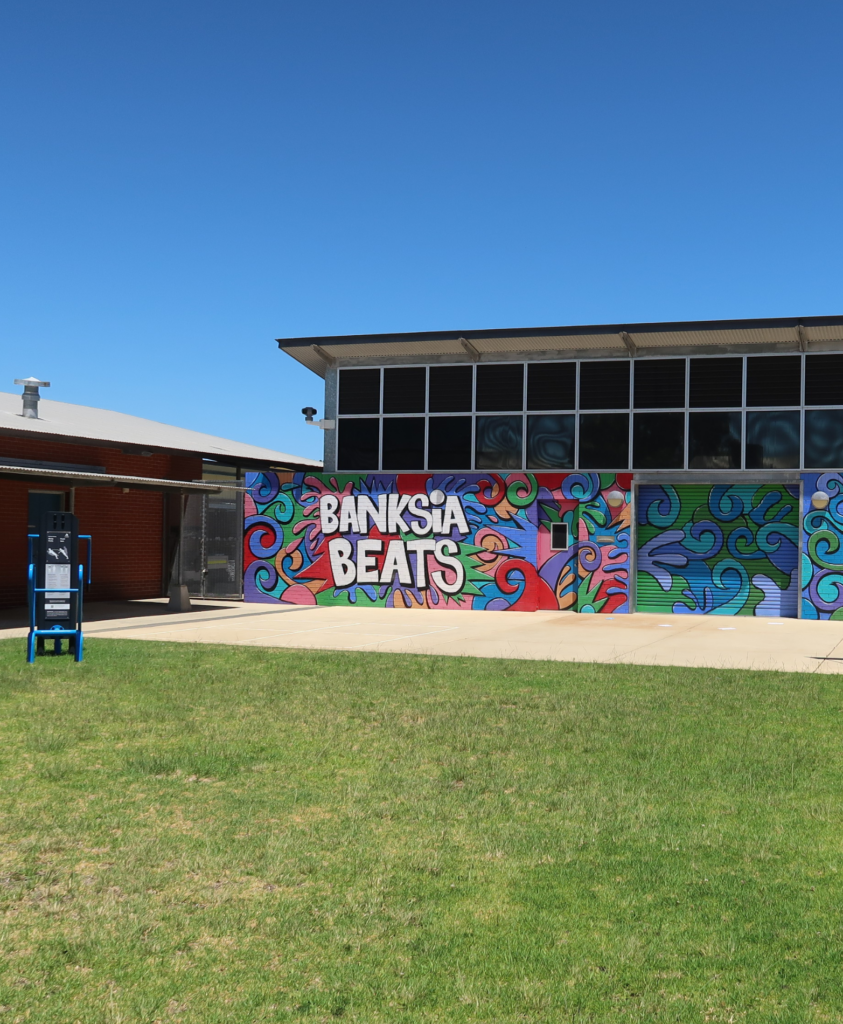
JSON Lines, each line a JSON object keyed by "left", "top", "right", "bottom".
{"left": 14, "top": 377, "right": 50, "bottom": 419}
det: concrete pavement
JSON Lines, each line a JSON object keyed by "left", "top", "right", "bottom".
{"left": 3, "top": 599, "right": 843, "bottom": 673}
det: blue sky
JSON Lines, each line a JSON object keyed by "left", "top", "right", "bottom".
{"left": 2, "top": 1, "right": 842, "bottom": 462}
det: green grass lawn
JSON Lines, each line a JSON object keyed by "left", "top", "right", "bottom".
{"left": 1, "top": 638, "right": 842, "bottom": 1023}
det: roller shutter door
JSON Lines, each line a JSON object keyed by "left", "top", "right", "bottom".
{"left": 636, "top": 483, "right": 800, "bottom": 616}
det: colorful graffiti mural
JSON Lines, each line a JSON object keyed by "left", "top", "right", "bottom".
{"left": 244, "top": 472, "right": 631, "bottom": 613}
{"left": 801, "top": 473, "right": 843, "bottom": 619}
{"left": 637, "top": 484, "right": 800, "bottom": 616}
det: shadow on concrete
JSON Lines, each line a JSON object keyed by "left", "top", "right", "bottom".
{"left": 0, "top": 598, "right": 239, "bottom": 630}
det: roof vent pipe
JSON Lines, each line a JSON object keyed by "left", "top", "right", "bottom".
{"left": 14, "top": 377, "right": 50, "bottom": 419}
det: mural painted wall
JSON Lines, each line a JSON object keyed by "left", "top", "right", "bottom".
{"left": 244, "top": 472, "right": 631, "bottom": 613}
{"left": 637, "top": 484, "right": 800, "bottom": 616}
{"left": 801, "top": 473, "right": 843, "bottom": 619}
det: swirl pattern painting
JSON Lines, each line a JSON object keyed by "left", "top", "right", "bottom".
{"left": 801, "top": 473, "right": 843, "bottom": 619}
{"left": 636, "top": 484, "right": 799, "bottom": 616}
{"left": 244, "top": 472, "right": 631, "bottom": 613}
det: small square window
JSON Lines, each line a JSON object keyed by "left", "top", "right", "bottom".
{"left": 633, "top": 360, "right": 685, "bottom": 408}
{"left": 805, "top": 355, "right": 843, "bottom": 406}
{"left": 475, "top": 415, "right": 523, "bottom": 469}
{"left": 476, "top": 364, "right": 524, "bottom": 411}
{"left": 745, "top": 411, "right": 800, "bottom": 469}
{"left": 527, "top": 414, "right": 575, "bottom": 469}
{"left": 527, "top": 362, "right": 576, "bottom": 410}
{"left": 688, "top": 412, "right": 741, "bottom": 469}
{"left": 382, "top": 417, "right": 425, "bottom": 470}
{"left": 383, "top": 367, "right": 426, "bottom": 413}
{"left": 579, "top": 361, "right": 630, "bottom": 410}
{"left": 428, "top": 417, "right": 472, "bottom": 470}
{"left": 689, "top": 358, "right": 742, "bottom": 408}
{"left": 429, "top": 365, "right": 473, "bottom": 412}
{"left": 338, "top": 368, "right": 381, "bottom": 414}
{"left": 805, "top": 410, "right": 843, "bottom": 468}
{"left": 578, "top": 413, "right": 629, "bottom": 469}
{"left": 633, "top": 412, "right": 684, "bottom": 469}
{"left": 337, "top": 418, "right": 379, "bottom": 470}
{"left": 746, "top": 356, "right": 801, "bottom": 407}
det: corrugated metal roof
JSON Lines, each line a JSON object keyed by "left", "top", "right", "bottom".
{"left": 0, "top": 391, "right": 322, "bottom": 469}
{"left": 0, "top": 463, "right": 226, "bottom": 493}
{"left": 279, "top": 314, "right": 843, "bottom": 377}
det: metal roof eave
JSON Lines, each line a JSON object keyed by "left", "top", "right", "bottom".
{"left": 0, "top": 464, "right": 226, "bottom": 493}
{"left": 277, "top": 313, "right": 843, "bottom": 377}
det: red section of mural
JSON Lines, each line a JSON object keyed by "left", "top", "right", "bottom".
{"left": 494, "top": 558, "right": 559, "bottom": 611}
{"left": 396, "top": 474, "right": 429, "bottom": 495}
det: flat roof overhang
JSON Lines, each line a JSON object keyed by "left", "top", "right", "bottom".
{"left": 0, "top": 463, "right": 227, "bottom": 494}
{"left": 278, "top": 314, "right": 843, "bottom": 377}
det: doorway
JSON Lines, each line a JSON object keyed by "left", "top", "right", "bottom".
{"left": 28, "top": 491, "right": 66, "bottom": 531}
{"left": 176, "top": 487, "right": 244, "bottom": 600}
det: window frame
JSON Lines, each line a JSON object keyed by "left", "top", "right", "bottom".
{"left": 334, "top": 353, "right": 832, "bottom": 472}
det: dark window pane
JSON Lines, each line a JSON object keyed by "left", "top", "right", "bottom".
{"left": 338, "top": 368, "right": 380, "bottom": 414}
{"left": 578, "top": 413, "right": 629, "bottom": 469}
{"left": 745, "top": 411, "right": 800, "bottom": 469}
{"left": 806, "top": 354, "right": 843, "bottom": 405}
{"left": 476, "top": 364, "right": 524, "bottom": 411}
{"left": 688, "top": 412, "right": 741, "bottom": 468}
{"left": 633, "top": 359, "right": 685, "bottom": 408}
{"left": 475, "top": 415, "right": 523, "bottom": 469}
{"left": 382, "top": 417, "right": 425, "bottom": 470}
{"left": 337, "top": 418, "right": 379, "bottom": 470}
{"left": 633, "top": 413, "right": 685, "bottom": 469}
{"left": 689, "top": 358, "right": 742, "bottom": 407}
{"left": 428, "top": 416, "right": 472, "bottom": 470}
{"left": 527, "top": 362, "right": 576, "bottom": 410}
{"left": 526, "top": 414, "right": 575, "bottom": 469}
{"left": 429, "top": 365, "right": 473, "bottom": 412}
{"left": 805, "top": 410, "right": 843, "bottom": 468}
{"left": 579, "top": 361, "right": 630, "bottom": 410}
{"left": 383, "top": 367, "right": 426, "bottom": 413}
{"left": 746, "top": 356, "right": 801, "bottom": 407}
{"left": 550, "top": 523, "right": 569, "bottom": 550}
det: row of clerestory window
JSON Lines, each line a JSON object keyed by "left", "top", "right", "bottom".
{"left": 338, "top": 355, "right": 843, "bottom": 415}
{"left": 337, "top": 410, "right": 843, "bottom": 472}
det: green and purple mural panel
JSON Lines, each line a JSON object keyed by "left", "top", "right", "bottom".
{"left": 637, "top": 484, "right": 800, "bottom": 616}
{"left": 244, "top": 472, "right": 632, "bottom": 613}
{"left": 801, "top": 473, "right": 843, "bottom": 619}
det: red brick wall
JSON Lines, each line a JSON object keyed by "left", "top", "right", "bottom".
{"left": 0, "top": 435, "right": 202, "bottom": 609}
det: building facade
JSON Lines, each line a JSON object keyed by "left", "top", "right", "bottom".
{"left": 0, "top": 385, "right": 320, "bottom": 610}
{"left": 244, "top": 317, "right": 843, "bottom": 619}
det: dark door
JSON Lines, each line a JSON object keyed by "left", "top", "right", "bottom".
{"left": 28, "top": 491, "right": 65, "bottom": 530}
